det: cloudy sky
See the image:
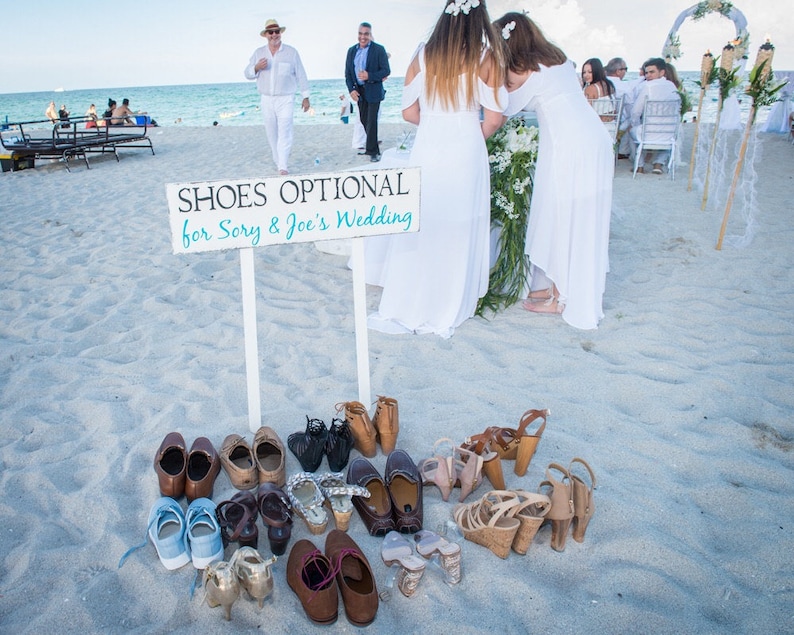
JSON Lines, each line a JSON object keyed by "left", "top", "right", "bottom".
{"left": 3, "top": 0, "right": 791, "bottom": 93}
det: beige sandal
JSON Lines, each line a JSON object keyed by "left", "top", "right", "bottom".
{"left": 514, "top": 409, "right": 548, "bottom": 476}
{"left": 286, "top": 472, "right": 328, "bottom": 535}
{"left": 569, "top": 457, "right": 596, "bottom": 543}
{"left": 541, "top": 463, "right": 575, "bottom": 552}
{"left": 509, "top": 490, "right": 551, "bottom": 554}
{"left": 314, "top": 472, "right": 370, "bottom": 532}
{"left": 453, "top": 490, "right": 521, "bottom": 559}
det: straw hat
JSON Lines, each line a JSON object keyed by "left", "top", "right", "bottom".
{"left": 260, "top": 19, "right": 285, "bottom": 36}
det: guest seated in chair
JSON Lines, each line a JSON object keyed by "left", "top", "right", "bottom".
{"left": 629, "top": 58, "right": 679, "bottom": 174}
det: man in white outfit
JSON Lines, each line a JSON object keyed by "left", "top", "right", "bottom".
{"left": 605, "top": 57, "right": 632, "bottom": 158}
{"left": 244, "top": 19, "right": 310, "bottom": 175}
{"left": 629, "top": 58, "right": 679, "bottom": 174}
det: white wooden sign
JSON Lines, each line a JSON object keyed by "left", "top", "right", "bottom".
{"left": 166, "top": 167, "right": 421, "bottom": 432}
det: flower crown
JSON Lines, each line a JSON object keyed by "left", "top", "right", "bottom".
{"left": 502, "top": 21, "right": 516, "bottom": 40}
{"left": 445, "top": 0, "right": 480, "bottom": 17}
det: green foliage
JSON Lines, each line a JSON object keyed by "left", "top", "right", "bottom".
{"left": 746, "top": 61, "right": 789, "bottom": 113}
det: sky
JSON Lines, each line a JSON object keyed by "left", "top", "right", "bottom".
{"left": 3, "top": 0, "right": 792, "bottom": 94}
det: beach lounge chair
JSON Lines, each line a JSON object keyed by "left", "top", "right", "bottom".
{"left": 0, "top": 116, "right": 155, "bottom": 172}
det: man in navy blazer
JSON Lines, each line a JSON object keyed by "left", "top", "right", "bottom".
{"left": 345, "top": 22, "right": 390, "bottom": 162}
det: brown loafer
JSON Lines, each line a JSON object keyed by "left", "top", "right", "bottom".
{"left": 325, "top": 530, "right": 378, "bottom": 626}
{"left": 253, "top": 426, "right": 286, "bottom": 486}
{"left": 346, "top": 457, "right": 395, "bottom": 536}
{"left": 287, "top": 539, "right": 339, "bottom": 625}
{"left": 220, "top": 434, "right": 257, "bottom": 490}
{"left": 185, "top": 437, "right": 221, "bottom": 502}
{"left": 154, "top": 432, "right": 187, "bottom": 498}
{"left": 385, "top": 449, "right": 423, "bottom": 533}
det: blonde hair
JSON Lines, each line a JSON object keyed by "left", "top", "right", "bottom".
{"left": 424, "top": 0, "right": 505, "bottom": 109}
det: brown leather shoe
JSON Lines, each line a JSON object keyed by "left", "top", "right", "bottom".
{"left": 385, "top": 450, "right": 423, "bottom": 533}
{"left": 154, "top": 432, "right": 187, "bottom": 498}
{"left": 220, "top": 434, "right": 257, "bottom": 490}
{"left": 340, "top": 401, "right": 377, "bottom": 458}
{"left": 325, "top": 530, "right": 378, "bottom": 626}
{"left": 185, "top": 437, "right": 221, "bottom": 502}
{"left": 372, "top": 396, "right": 399, "bottom": 454}
{"left": 253, "top": 426, "right": 286, "bottom": 487}
{"left": 346, "top": 457, "right": 395, "bottom": 536}
{"left": 286, "top": 539, "right": 339, "bottom": 625}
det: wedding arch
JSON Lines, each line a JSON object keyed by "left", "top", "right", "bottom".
{"left": 662, "top": 1, "right": 749, "bottom": 65}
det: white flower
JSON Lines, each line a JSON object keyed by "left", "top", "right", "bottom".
{"left": 445, "top": 0, "right": 479, "bottom": 17}
{"left": 502, "top": 21, "right": 515, "bottom": 40}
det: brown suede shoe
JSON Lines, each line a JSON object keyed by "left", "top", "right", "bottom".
{"left": 286, "top": 539, "right": 339, "bottom": 625}
{"left": 154, "top": 432, "right": 187, "bottom": 498}
{"left": 346, "top": 457, "right": 395, "bottom": 536}
{"left": 220, "top": 434, "right": 257, "bottom": 490}
{"left": 341, "top": 401, "right": 377, "bottom": 458}
{"left": 385, "top": 450, "right": 423, "bottom": 533}
{"left": 185, "top": 437, "right": 221, "bottom": 502}
{"left": 253, "top": 426, "right": 286, "bottom": 487}
{"left": 372, "top": 396, "right": 399, "bottom": 455}
{"left": 325, "top": 530, "right": 378, "bottom": 627}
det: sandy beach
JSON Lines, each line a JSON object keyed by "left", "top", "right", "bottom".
{"left": 1, "top": 121, "right": 793, "bottom": 634}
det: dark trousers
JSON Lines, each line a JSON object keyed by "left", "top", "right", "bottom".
{"left": 358, "top": 96, "right": 381, "bottom": 156}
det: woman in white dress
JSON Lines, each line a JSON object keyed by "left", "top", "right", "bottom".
{"left": 365, "top": 0, "right": 506, "bottom": 338}
{"left": 495, "top": 12, "right": 613, "bottom": 329}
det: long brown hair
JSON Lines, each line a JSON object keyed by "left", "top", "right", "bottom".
{"left": 424, "top": 0, "right": 505, "bottom": 109}
{"left": 494, "top": 12, "right": 566, "bottom": 73}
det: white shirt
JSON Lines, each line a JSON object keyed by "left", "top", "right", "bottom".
{"left": 630, "top": 77, "right": 679, "bottom": 128}
{"left": 244, "top": 43, "right": 310, "bottom": 99}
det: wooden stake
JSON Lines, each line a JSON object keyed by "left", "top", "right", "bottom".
{"left": 687, "top": 86, "right": 707, "bottom": 191}
{"left": 716, "top": 105, "right": 756, "bottom": 250}
{"left": 700, "top": 92, "right": 723, "bottom": 210}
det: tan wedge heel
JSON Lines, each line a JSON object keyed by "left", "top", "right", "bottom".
{"left": 509, "top": 490, "right": 551, "bottom": 554}
{"left": 372, "top": 395, "right": 399, "bottom": 455}
{"left": 569, "top": 457, "right": 596, "bottom": 543}
{"left": 542, "top": 463, "right": 574, "bottom": 552}
{"left": 338, "top": 401, "right": 377, "bottom": 458}
{"left": 453, "top": 490, "right": 521, "bottom": 559}
{"left": 514, "top": 409, "right": 548, "bottom": 476}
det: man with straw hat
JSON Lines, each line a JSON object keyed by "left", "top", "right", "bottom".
{"left": 244, "top": 19, "right": 311, "bottom": 175}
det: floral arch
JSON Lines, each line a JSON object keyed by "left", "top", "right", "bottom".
{"left": 662, "top": 1, "right": 749, "bottom": 65}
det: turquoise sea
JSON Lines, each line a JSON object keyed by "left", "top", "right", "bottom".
{"left": 0, "top": 72, "right": 780, "bottom": 130}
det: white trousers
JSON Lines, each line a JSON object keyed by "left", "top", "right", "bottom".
{"left": 260, "top": 94, "right": 294, "bottom": 172}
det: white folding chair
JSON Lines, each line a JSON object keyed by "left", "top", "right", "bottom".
{"left": 589, "top": 95, "right": 624, "bottom": 164}
{"left": 632, "top": 99, "right": 681, "bottom": 179}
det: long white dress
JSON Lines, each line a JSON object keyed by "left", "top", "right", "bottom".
{"left": 504, "top": 61, "right": 613, "bottom": 330}
{"left": 365, "top": 45, "right": 506, "bottom": 338}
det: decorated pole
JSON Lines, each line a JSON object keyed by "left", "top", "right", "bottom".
{"left": 716, "top": 39, "right": 782, "bottom": 250}
{"left": 687, "top": 50, "right": 715, "bottom": 191}
{"left": 701, "top": 42, "right": 734, "bottom": 210}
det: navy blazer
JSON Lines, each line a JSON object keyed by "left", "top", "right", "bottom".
{"left": 345, "top": 41, "right": 390, "bottom": 103}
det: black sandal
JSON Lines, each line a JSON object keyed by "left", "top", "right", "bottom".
{"left": 287, "top": 416, "right": 328, "bottom": 472}
{"left": 325, "top": 417, "right": 354, "bottom": 472}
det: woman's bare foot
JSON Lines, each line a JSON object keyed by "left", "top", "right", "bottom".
{"left": 523, "top": 297, "right": 563, "bottom": 314}
{"left": 526, "top": 288, "right": 553, "bottom": 301}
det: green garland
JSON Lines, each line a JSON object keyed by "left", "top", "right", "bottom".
{"left": 693, "top": 0, "right": 733, "bottom": 20}
{"left": 476, "top": 117, "right": 539, "bottom": 317}
{"left": 745, "top": 60, "right": 788, "bottom": 118}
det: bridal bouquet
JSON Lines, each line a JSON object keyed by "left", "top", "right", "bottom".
{"left": 477, "top": 116, "right": 539, "bottom": 316}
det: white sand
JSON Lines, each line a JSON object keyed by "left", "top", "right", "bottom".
{"left": 1, "top": 122, "right": 793, "bottom": 634}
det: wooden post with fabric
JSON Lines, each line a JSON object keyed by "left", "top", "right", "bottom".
{"left": 701, "top": 43, "right": 734, "bottom": 210}
{"left": 688, "top": 51, "right": 714, "bottom": 191}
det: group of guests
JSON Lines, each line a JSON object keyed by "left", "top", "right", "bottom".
{"left": 581, "top": 55, "right": 682, "bottom": 174}
{"left": 244, "top": 3, "right": 617, "bottom": 335}
{"left": 46, "top": 97, "right": 149, "bottom": 129}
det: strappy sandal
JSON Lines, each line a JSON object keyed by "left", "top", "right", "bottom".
{"left": 418, "top": 438, "right": 455, "bottom": 501}
{"left": 453, "top": 446, "right": 487, "bottom": 503}
{"left": 314, "top": 472, "right": 370, "bottom": 532}
{"left": 216, "top": 491, "right": 259, "bottom": 549}
{"left": 569, "top": 457, "right": 596, "bottom": 543}
{"left": 203, "top": 559, "right": 240, "bottom": 621}
{"left": 452, "top": 490, "right": 521, "bottom": 559}
{"left": 286, "top": 471, "right": 329, "bottom": 535}
{"left": 229, "top": 546, "right": 277, "bottom": 609}
{"left": 380, "top": 530, "right": 426, "bottom": 598}
{"left": 460, "top": 432, "right": 505, "bottom": 490}
{"left": 541, "top": 462, "right": 575, "bottom": 552}
{"left": 288, "top": 416, "right": 328, "bottom": 473}
{"left": 257, "top": 482, "right": 293, "bottom": 556}
{"left": 413, "top": 529, "right": 461, "bottom": 585}
{"left": 514, "top": 409, "right": 548, "bottom": 476}
{"left": 508, "top": 490, "right": 551, "bottom": 554}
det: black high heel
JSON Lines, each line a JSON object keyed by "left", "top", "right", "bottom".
{"left": 288, "top": 416, "right": 328, "bottom": 472}
{"left": 325, "top": 417, "right": 354, "bottom": 472}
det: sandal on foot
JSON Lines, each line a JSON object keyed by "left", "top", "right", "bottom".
{"left": 514, "top": 409, "right": 548, "bottom": 476}
{"left": 286, "top": 471, "right": 328, "bottom": 535}
{"left": 381, "top": 530, "right": 426, "bottom": 597}
{"left": 509, "top": 490, "right": 551, "bottom": 554}
{"left": 413, "top": 529, "right": 461, "bottom": 584}
{"left": 257, "top": 482, "right": 293, "bottom": 556}
{"left": 541, "top": 463, "right": 574, "bottom": 552}
{"left": 453, "top": 490, "right": 521, "bottom": 559}
{"left": 314, "top": 472, "right": 370, "bottom": 532}
{"left": 569, "top": 457, "right": 596, "bottom": 543}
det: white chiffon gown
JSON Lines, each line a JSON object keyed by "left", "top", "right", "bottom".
{"left": 365, "top": 45, "right": 506, "bottom": 338}
{"left": 504, "top": 61, "right": 613, "bottom": 330}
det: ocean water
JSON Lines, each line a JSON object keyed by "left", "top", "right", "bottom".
{"left": 0, "top": 72, "right": 778, "bottom": 130}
